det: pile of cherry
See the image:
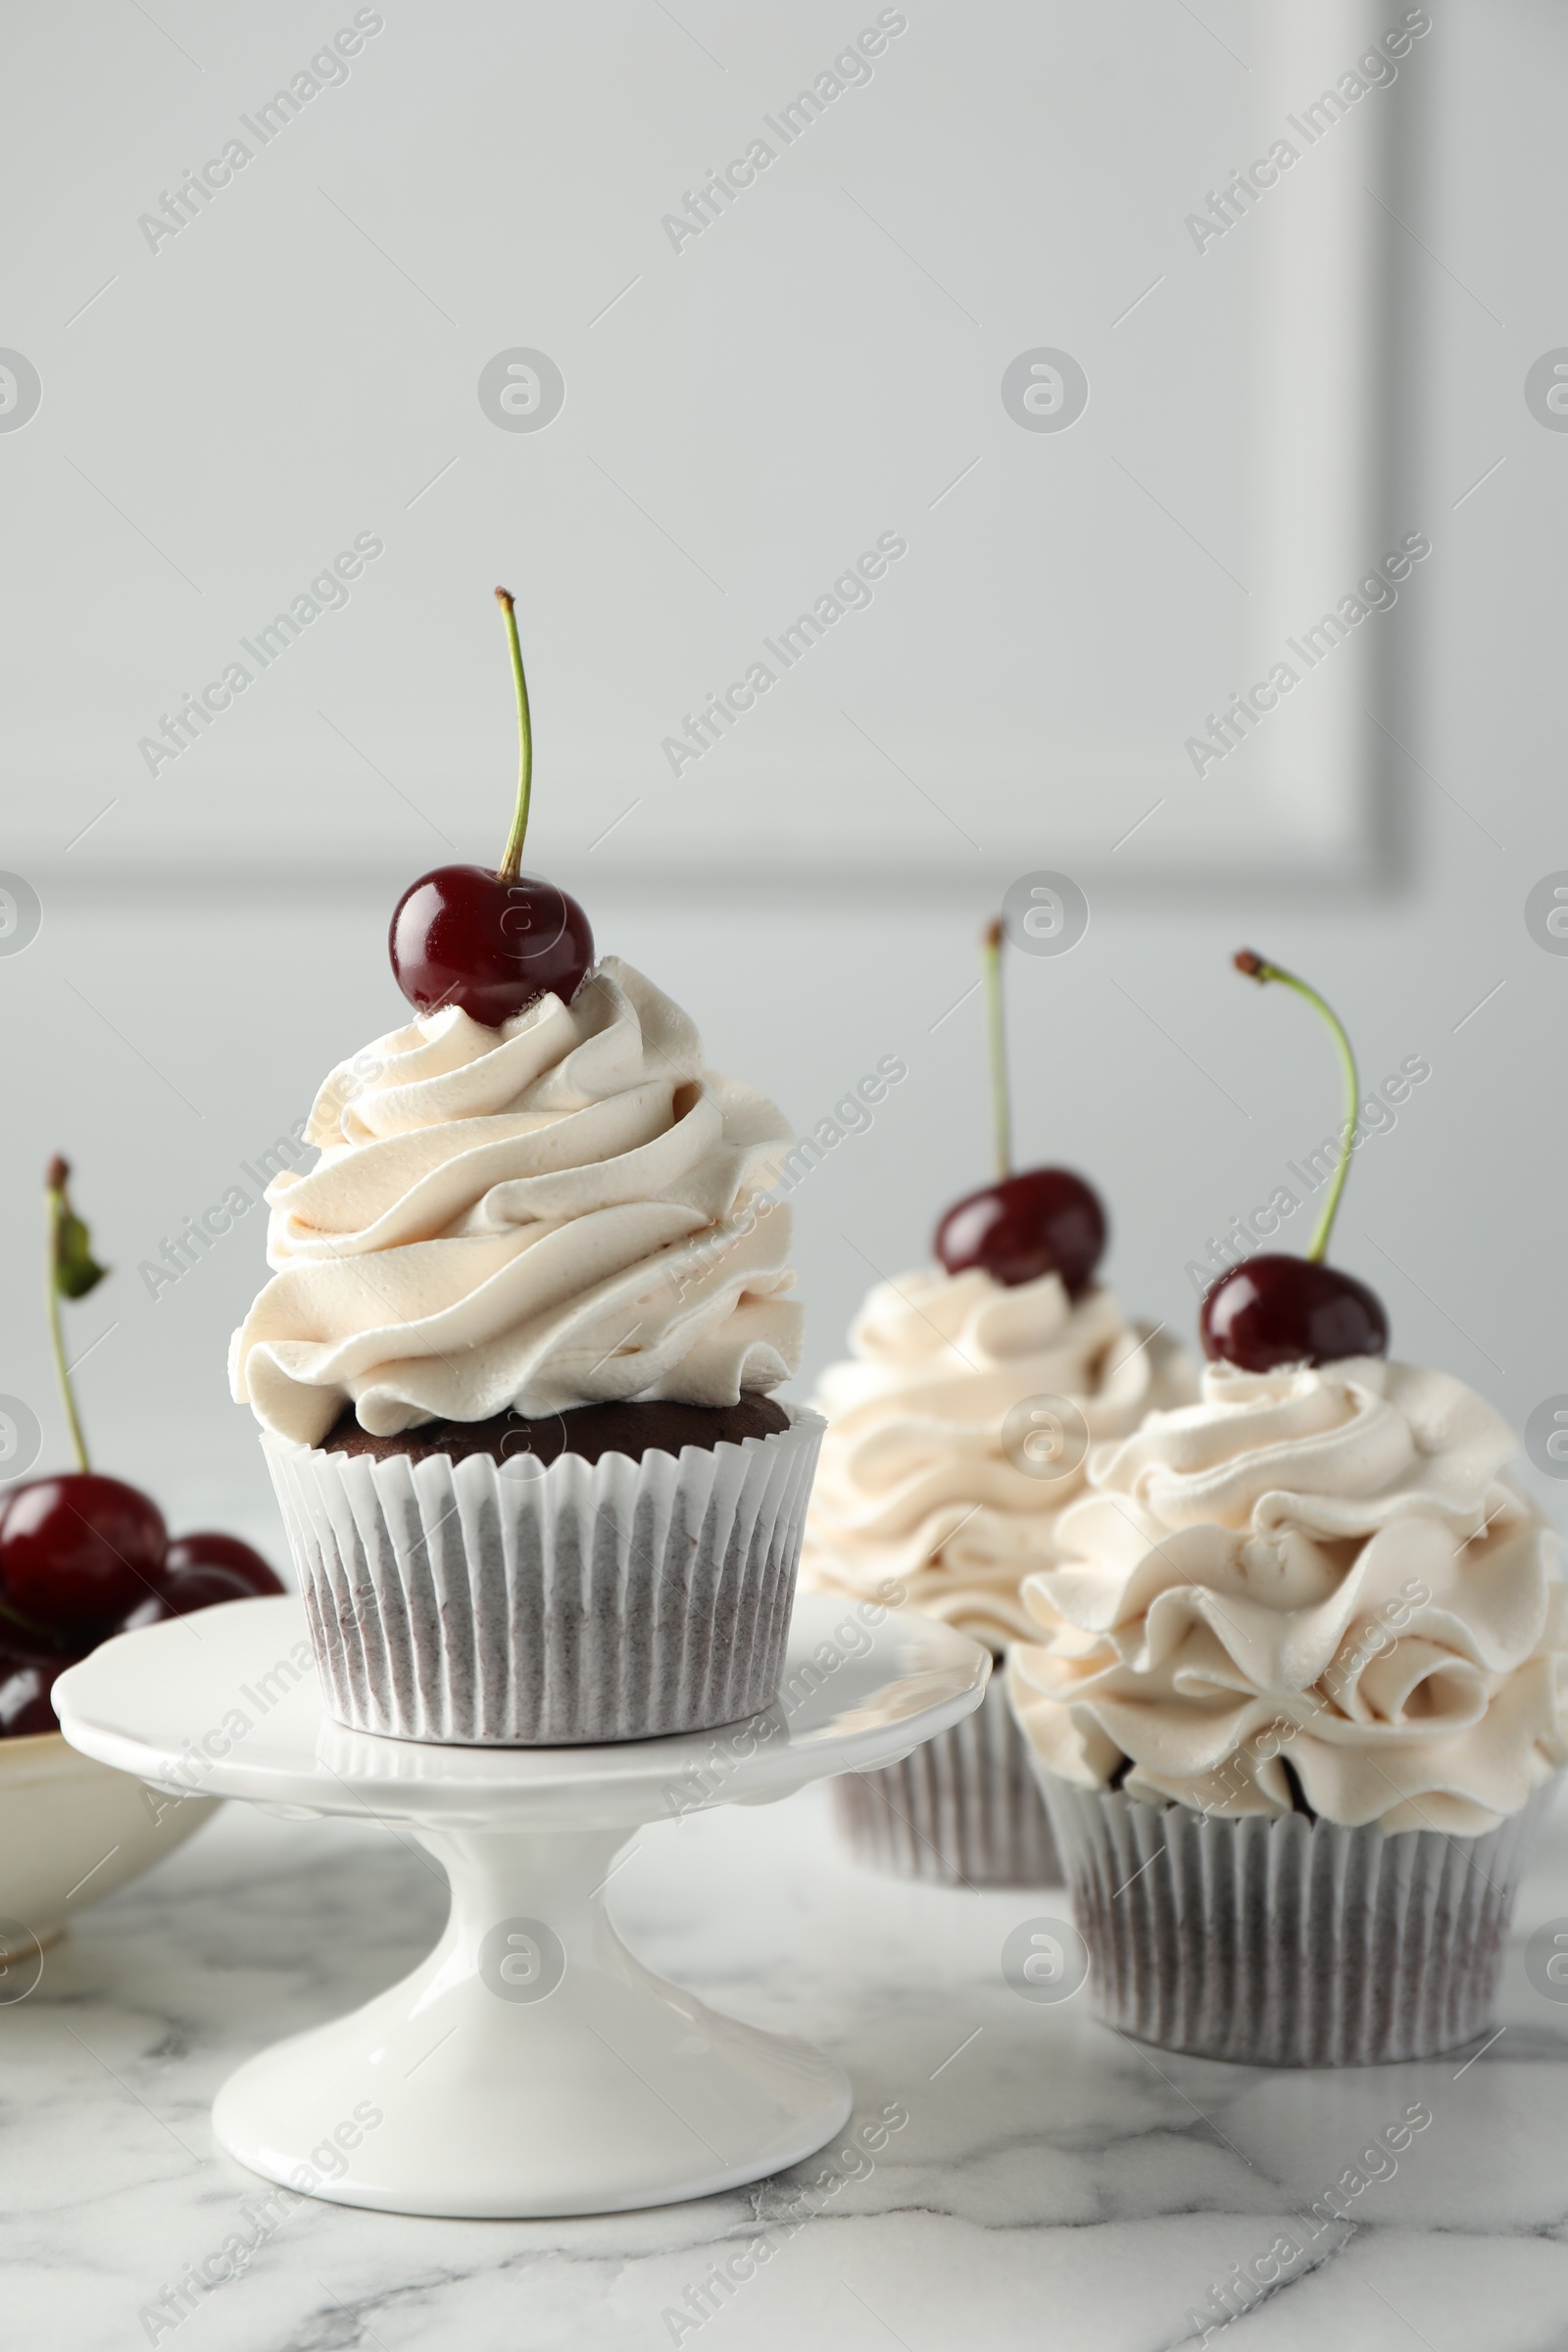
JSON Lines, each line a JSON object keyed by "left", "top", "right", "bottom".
{"left": 0, "top": 1471, "right": 281, "bottom": 1739}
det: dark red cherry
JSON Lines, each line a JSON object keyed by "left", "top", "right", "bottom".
{"left": 0, "top": 1652, "right": 70, "bottom": 1737}
{"left": 389, "top": 865, "right": 594, "bottom": 1027}
{"left": 117, "top": 1562, "right": 260, "bottom": 1626}
{"left": 0, "top": 1474, "right": 167, "bottom": 1632}
{"left": 164, "top": 1533, "right": 283, "bottom": 1595}
{"left": 936, "top": 1167, "right": 1106, "bottom": 1295}
{"left": 1200, "top": 1254, "right": 1389, "bottom": 1371}
{"left": 0, "top": 1618, "right": 89, "bottom": 1739}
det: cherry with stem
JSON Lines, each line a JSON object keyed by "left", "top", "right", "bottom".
{"left": 1200, "top": 950, "right": 1389, "bottom": 1371}
{"left": 0, "top": 1163, "right": 283, "bottom": 1677}
{"left": 933, "top": 916, "right": 1106, "bottom": 1295}
{"left": 388, "top": 587, "right": 594, "bottom": 1026}
{"left": 0, "top": 1160, "right": 167, "bottom": 1636}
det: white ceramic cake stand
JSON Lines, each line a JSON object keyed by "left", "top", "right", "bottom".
{"left": 54, "top": 1593, "right": 988, "bottom": 2220}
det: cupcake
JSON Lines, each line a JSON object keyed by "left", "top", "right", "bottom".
{"left": 1009, "top": 951, "right": 1568, "bottom": 2063}
{"left": 801, "top": 919, "right": 1195, "bottom": 1886}
{"left": 228, "top": 591, "right": 818, "bottom": 1744}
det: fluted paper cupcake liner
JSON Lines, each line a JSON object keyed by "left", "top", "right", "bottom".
{"left": 832, "top": 1668, "right": 1062, "bottom": 1888}
{"left": 1035, "top": 1771, "right": 1555, "bottom": 2066}
{"left": 263, "top": 1411, "right": 822, "bottom": 1746}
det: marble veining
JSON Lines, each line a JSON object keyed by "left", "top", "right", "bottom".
{"left": 7, "top": 1770, "right": 1568, "bottom": 2350}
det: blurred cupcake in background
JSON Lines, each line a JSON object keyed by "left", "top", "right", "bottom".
{"left": 802, "top": 918, "right": 1196, "bottom": 1886}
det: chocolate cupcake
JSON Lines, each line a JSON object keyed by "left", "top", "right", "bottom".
{"left": 232, "top": 956, "right": 820, "bottom": 1744}
{"left": 802, "top": 1262, "right": 1193, "bottom": 1884}
{"left": 1010, "top": 948, "right": 1568, "bottom": 2061}
{"left": 798, "top": 912, "right": 1195, "bottom": 1885}
{"left": 1010, "top": 1354, "right": 1568, "bottom": 2064}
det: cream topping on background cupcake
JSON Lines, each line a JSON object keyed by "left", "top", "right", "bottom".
{"left": 800, "top": 1266, "right": 1197, "bottom": 1649}
{"left": 229, "top": 957, "right": 800, "bottom": 1444}
{"left": 1008, "top": 1356, "right": 1568, "bottom": 1834}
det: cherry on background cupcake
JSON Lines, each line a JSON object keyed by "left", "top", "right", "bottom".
{"left": 933, "top": 919, "right": 1108, "bottom": 1295}
{"left": 1200, "top": 951, "right": 1389, "bottom": 1369}
{"left": 0, "top": 1158, "right": 282, "bottom": 1737}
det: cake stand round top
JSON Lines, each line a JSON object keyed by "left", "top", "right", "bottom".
{"left": 54, "top": 1593, "right": 990, "bottom": 1830}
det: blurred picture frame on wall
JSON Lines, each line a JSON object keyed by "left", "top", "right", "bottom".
{"left": 4, "top": 0, "right": 1418, "bottom": 889}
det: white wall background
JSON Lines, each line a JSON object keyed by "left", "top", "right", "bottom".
{"left": 3, "top": 0, "right": 1566, "bottom": 1561}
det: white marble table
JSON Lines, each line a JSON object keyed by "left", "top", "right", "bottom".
{"left": 9, "top": 1772, "right": 1568, "bottom": 2350}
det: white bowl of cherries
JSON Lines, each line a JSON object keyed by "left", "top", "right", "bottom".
{"left": 0, "top": 1161, "right": 284, "bottom": 1960}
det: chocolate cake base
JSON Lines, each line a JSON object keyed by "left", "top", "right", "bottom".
{"left": 267, "top": 1406, "right": 824, "bottom": 1745}
{"left": 319, "top": 1394, "right": 789, "bottom": 1469}
{"left": 1037, "top": 1775, "right": 1554, "bottom": 2065}
{"left": 832, "top": 1669, "right": 1063, "bottom": 1888}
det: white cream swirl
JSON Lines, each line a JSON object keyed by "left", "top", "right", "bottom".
{"left": 799, "top": 1266, "right": 1197, "bottom": 1649}
{"left": 229, "top": 957, "right": 801, "bottom": 1444}
{"left": 1008, "top": 1357, "right": 1568, "bottom": 1834}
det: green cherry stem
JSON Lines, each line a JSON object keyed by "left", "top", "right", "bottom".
{"left": 1234, "top": 949, "right": 1359, "bottom": 1263}
{"left": 494, "top": 586, "right": 533, "bottom": 885}
{"left": 983, "top": 916, "right": 1011, "bottom": 1181}
{"left": 45, "top": 1156, "right": 91, "bottom": 1473}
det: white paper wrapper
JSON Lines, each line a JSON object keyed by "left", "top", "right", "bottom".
{"left": 263, "top": 1411, "right": 823, "bottom": 1746}
{"left": 832, "top": 1669, "right": 1062, "bottom": 1888}
{"left": 1035, "top": 1771, "right": 1556, "bottom": 2066}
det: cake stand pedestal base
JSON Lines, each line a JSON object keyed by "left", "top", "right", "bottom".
{"left": 55, "top": 1593, "right": 988, "bottom": 2219}
{"left": 214, "top": 1824, "right": 850, "bottom": 2218}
